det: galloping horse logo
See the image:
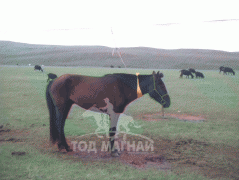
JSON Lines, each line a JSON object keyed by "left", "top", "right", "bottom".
{"left": 82, "top": 111, "right": 109, "bottom": 138}
{"left": 82, "top": 111, "right": 142, "bottom": 138}
{"left": 117, "top": 114, "right": 142, "bottom": 134}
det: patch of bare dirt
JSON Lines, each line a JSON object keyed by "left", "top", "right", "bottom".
{"left": 66, "top": 149, "right": 171, "bottom": 170}
{"left": 119, "top": 152, "right": 170, "bottom": 170}
{"left": 140, "top": 113, "right": 205, "bottom": 122}
{"left": 53, "top": 137, "right": 172, "bottom": 171}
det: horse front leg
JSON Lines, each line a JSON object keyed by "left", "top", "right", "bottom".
{"left": 109, "top": 113, "right": 120, "bottom": 157}
{"left": 101, "top": 98, "right": 121, "bottom": 157}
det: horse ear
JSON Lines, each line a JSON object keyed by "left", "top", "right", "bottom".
{"left": 159, "top": 73, "right": 164, "bottom": 78}
{"left": 152, "top": 71, "right": 156, "bottom": 75}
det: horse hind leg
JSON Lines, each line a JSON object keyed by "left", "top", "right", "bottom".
{"left": 56, "top": 100, "right": 74, "bottom": 152}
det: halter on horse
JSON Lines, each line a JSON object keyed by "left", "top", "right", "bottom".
{"left": 46, "top": 71, "right": 170, "bottom": 156}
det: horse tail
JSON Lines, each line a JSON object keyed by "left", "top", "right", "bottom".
{"left": 46, "top": 80, "right": 59, "bottom": 144}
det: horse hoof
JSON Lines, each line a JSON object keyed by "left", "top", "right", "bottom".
{"left": 58, "top": 144, "right": 65, "bottom": 151}
{"left": 66, "top": 148, "right": 73, "bottom": 152}
{"left": 111, "top": 150, "right": 120, "bottom": 157}
{"left": 111, "top": 152, "right": 120, "bottom": 157}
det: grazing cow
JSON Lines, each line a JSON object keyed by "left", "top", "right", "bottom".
{"left": 189, "top": 68, "right": 196, "bottom": 73}
{"left": 222, "top": 67, "right": 235, "bottom": 75}
{"left": 47, "top": 73, "right": 58, "bottom": 82}
{"left": 34, "top": 65, "right": 43, "bottom": 72}
{"left": 180, "top": 69, "right": 194, "bottom": 78}
{"left": 195, "top": 71, "right": 204, "bottom": 78}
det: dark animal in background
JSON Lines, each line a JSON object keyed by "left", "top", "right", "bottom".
{"left": 189, "top": 68, "right": 196, "bottom": 73}
{"left": 47, "top": 73, "right": 57, "bottom": 82}
{"left": 180, "top": 69, "right": 194, "bottom": 78}
{"left": 219, "top": 66, "right": 225, "bottom": 74}
{"left": 195, "top": 71, "right": 204, "bottom": 78}
{"left": 34, "top": 65, "right": 43, "bottom": 72}
{"left": 46, "top": 71, "right": 170, "bottom": 157}
{"left": 222, "top": 67, "right": 235, "bottom": 75}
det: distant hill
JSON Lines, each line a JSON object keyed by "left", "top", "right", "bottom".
{"left": 0, "top": 41, "right": 238, "bottom": 70}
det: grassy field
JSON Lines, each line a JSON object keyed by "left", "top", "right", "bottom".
{"left": 0, "top": 66, "right": 239, "bottom": 179}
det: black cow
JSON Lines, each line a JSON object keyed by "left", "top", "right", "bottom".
{"left": 195, "top": 71, "right": 204, "bottom": 78}
{"left": 180, "top": 69, "right": 194, "bottom": 78}
{"left": 189, "top": 68, "right": 196, "bottom": 73}
{"left": 222, "top": 67, "right": 235, "bottom": 75}
{"left": 219, "top": 66, "right": 224, "bottom": 74}
{"left": 34, "top": 65, "right": 43, "bottom": 72}
{"left": 47, "top": 73, "right": 57, "bottom": 82}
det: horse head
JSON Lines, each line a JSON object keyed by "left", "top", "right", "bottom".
{"left": 148, "top": 71, "right": 170, "bottom": 108}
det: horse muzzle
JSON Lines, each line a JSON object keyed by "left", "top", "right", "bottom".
{"left": 162, "top": 95, "right": 170, "bottom": 108}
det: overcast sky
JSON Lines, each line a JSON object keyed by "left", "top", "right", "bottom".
{"left": 1, "top": 0, "right": 239, "bottom": 51}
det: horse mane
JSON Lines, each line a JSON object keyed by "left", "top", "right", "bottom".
{"left": 103, "top": 73, "right": 138, "bottom": 90}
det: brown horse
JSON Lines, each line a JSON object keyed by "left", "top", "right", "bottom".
{"left": 45, "top": 71, "right": 170, "bottom": 157}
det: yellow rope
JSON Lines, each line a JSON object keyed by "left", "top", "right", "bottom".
{"left": 136, "top": 73, "right": 143, "bottom": 98}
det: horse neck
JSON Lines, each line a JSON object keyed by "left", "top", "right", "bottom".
{"left": 138, "top": 75, "right": 153, "bottom": 95}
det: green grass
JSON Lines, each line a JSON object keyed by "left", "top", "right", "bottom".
{"left": 2, "top": 67, "right": 238, "bottom": 146}
{"left": 0, "top": 66, "right": 238, "bottom": 179}
{"left": 0, "top": 143, "right": 208, "bottom": 180}
{"left": 132, "top": 70, "right": 239, "bottom": 146}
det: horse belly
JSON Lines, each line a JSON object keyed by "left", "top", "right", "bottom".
{"left": 69, "top": 84, "right": 108, "bottom": 109}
